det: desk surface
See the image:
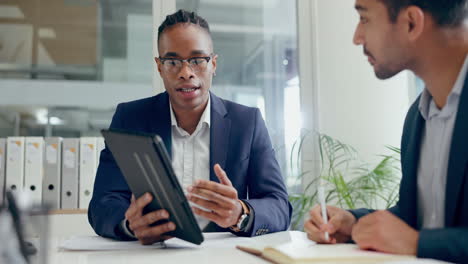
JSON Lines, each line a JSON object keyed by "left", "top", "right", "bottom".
{"left": 41, "top": 231, "right": 451, "bottom": 264}
{"left": 48, "top": 232, "right": 272, "bottom": 264}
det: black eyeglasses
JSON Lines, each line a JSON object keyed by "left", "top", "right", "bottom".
{"left": 158, "top": 55, "right": 213, "bottom": 73}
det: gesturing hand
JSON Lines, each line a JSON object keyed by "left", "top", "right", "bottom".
{"left": 187, "top": 164, "right": 243, "bottom": 228}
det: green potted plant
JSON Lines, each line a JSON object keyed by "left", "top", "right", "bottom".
{"left": 288, "top": 131, "right": 401, "bottom": 230}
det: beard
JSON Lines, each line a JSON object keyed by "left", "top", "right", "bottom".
{"left": 364, "top": 47, "right": 403, "bottom": 80}
{"left": 374, "top": 66, "right": 401, "bottom": 80}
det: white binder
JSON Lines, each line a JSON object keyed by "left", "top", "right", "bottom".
{"left": 24, "top": 137, "right": 44, "bottom": 205}
{"left": 61, "top": 138, "right": 79, "bottom": 209}
{"left": 96, "top": 137, "right": 105, "bottom": 168}
{"left": 43, "top": 137, "right": 62, "bottom": 210}
{"left": 6, "top": 137, "right": 25, "bottom": 196}
{"left": 79, "top": 137, "right": 98, "bottom": 209}
{"left": 0, "top": 138, "right": 6, "bottom": 204}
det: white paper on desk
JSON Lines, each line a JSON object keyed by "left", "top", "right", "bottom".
{"left": 253, "top": 230, "right": 309, "bottom": 246}
{"left": 235, "top": 230, "right": 312, "bottom": 253}
{"left": 165, "top": 232, "right": 253, "bottom": 249}
{"left": 60, "top": 236, "right": 165, "bottom": 251}
{"left": 62, "top": 233, "right": 255, "bottom": 251}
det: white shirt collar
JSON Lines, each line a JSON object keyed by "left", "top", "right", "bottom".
{"left": 169, "top": 94, "right": 211, "bottom": 130}
{"left": 419, "top": 54, "right": 468, "bottom": 120}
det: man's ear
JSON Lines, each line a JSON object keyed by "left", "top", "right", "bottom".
{"left": 211, "top": 54, "right": 218, "bottom": 75}
{"left": 155, "top": 57, "right": 162, "bottom": 73}
{"left": 404, "top": 6, "right": 425, "bottom": 42}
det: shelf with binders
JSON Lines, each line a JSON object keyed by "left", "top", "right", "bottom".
{"left": 0, "top": 137, "right": 105, "bottom": 211}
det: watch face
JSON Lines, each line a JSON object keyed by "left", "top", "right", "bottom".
{"left": 240, "top": 214, "right": 250, "bottom": 230}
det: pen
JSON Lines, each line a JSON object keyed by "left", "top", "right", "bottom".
{"left": 318, "top": 186, "right": 329, "bottom": 241}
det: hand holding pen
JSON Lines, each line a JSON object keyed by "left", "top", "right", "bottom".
{"left": 303, "top": 189, "right": 357, "bottom": 244}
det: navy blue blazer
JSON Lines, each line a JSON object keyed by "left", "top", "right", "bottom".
{"left": 352, "top": 75, "right": 468, "bottom": 262}
{"left": 88, "top": 92, "right": 292, "bottom": 240}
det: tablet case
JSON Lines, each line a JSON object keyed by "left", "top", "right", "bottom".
{"left": 101, "top": 129, "right": 204, "bottom": 245}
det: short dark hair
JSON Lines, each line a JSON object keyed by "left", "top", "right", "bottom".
{"left": 378, "top": 0, "right": 467, "bottom": 27}
{"left": 158, "top": 9, "right": 211, "bottom": 41}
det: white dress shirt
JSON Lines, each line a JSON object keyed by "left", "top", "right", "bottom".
{"left": 417, "top": 54, "right": 468, "bottom": 228}
{"left": 170, "top": 95, "right": 211, "bottom": 230}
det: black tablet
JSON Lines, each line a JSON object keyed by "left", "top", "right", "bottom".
{"left": 101, "top": 129, "right": 204, "bottom": 245}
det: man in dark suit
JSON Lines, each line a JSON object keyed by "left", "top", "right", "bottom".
{"left": 88, "top": 10, "right": 291, "bottom": 245}
{"left": 304, "top": 0, "right": 468, "bottom": 262}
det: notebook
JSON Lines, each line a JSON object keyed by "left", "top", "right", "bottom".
{"left": 237, "top": 232, "right": 414, "bottom": 264}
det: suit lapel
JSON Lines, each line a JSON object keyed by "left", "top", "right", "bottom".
{"left": 401, "top": 104, "right": 424, "bottom": 228}
{"left": 149, "top": 92, "right": 172, "bottom": 157}
{"left": 209, "top": 93, "right": 231, "bottom": 182}
{"left": 445, "top": 76, "right": 468, "bottom": 226}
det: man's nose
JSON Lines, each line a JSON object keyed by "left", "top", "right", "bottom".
{"left": 353, "top": 24, "right": 364, "bottom": 46}
{"left": 177, "top": 62, "right": 195, "bottom": 80}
